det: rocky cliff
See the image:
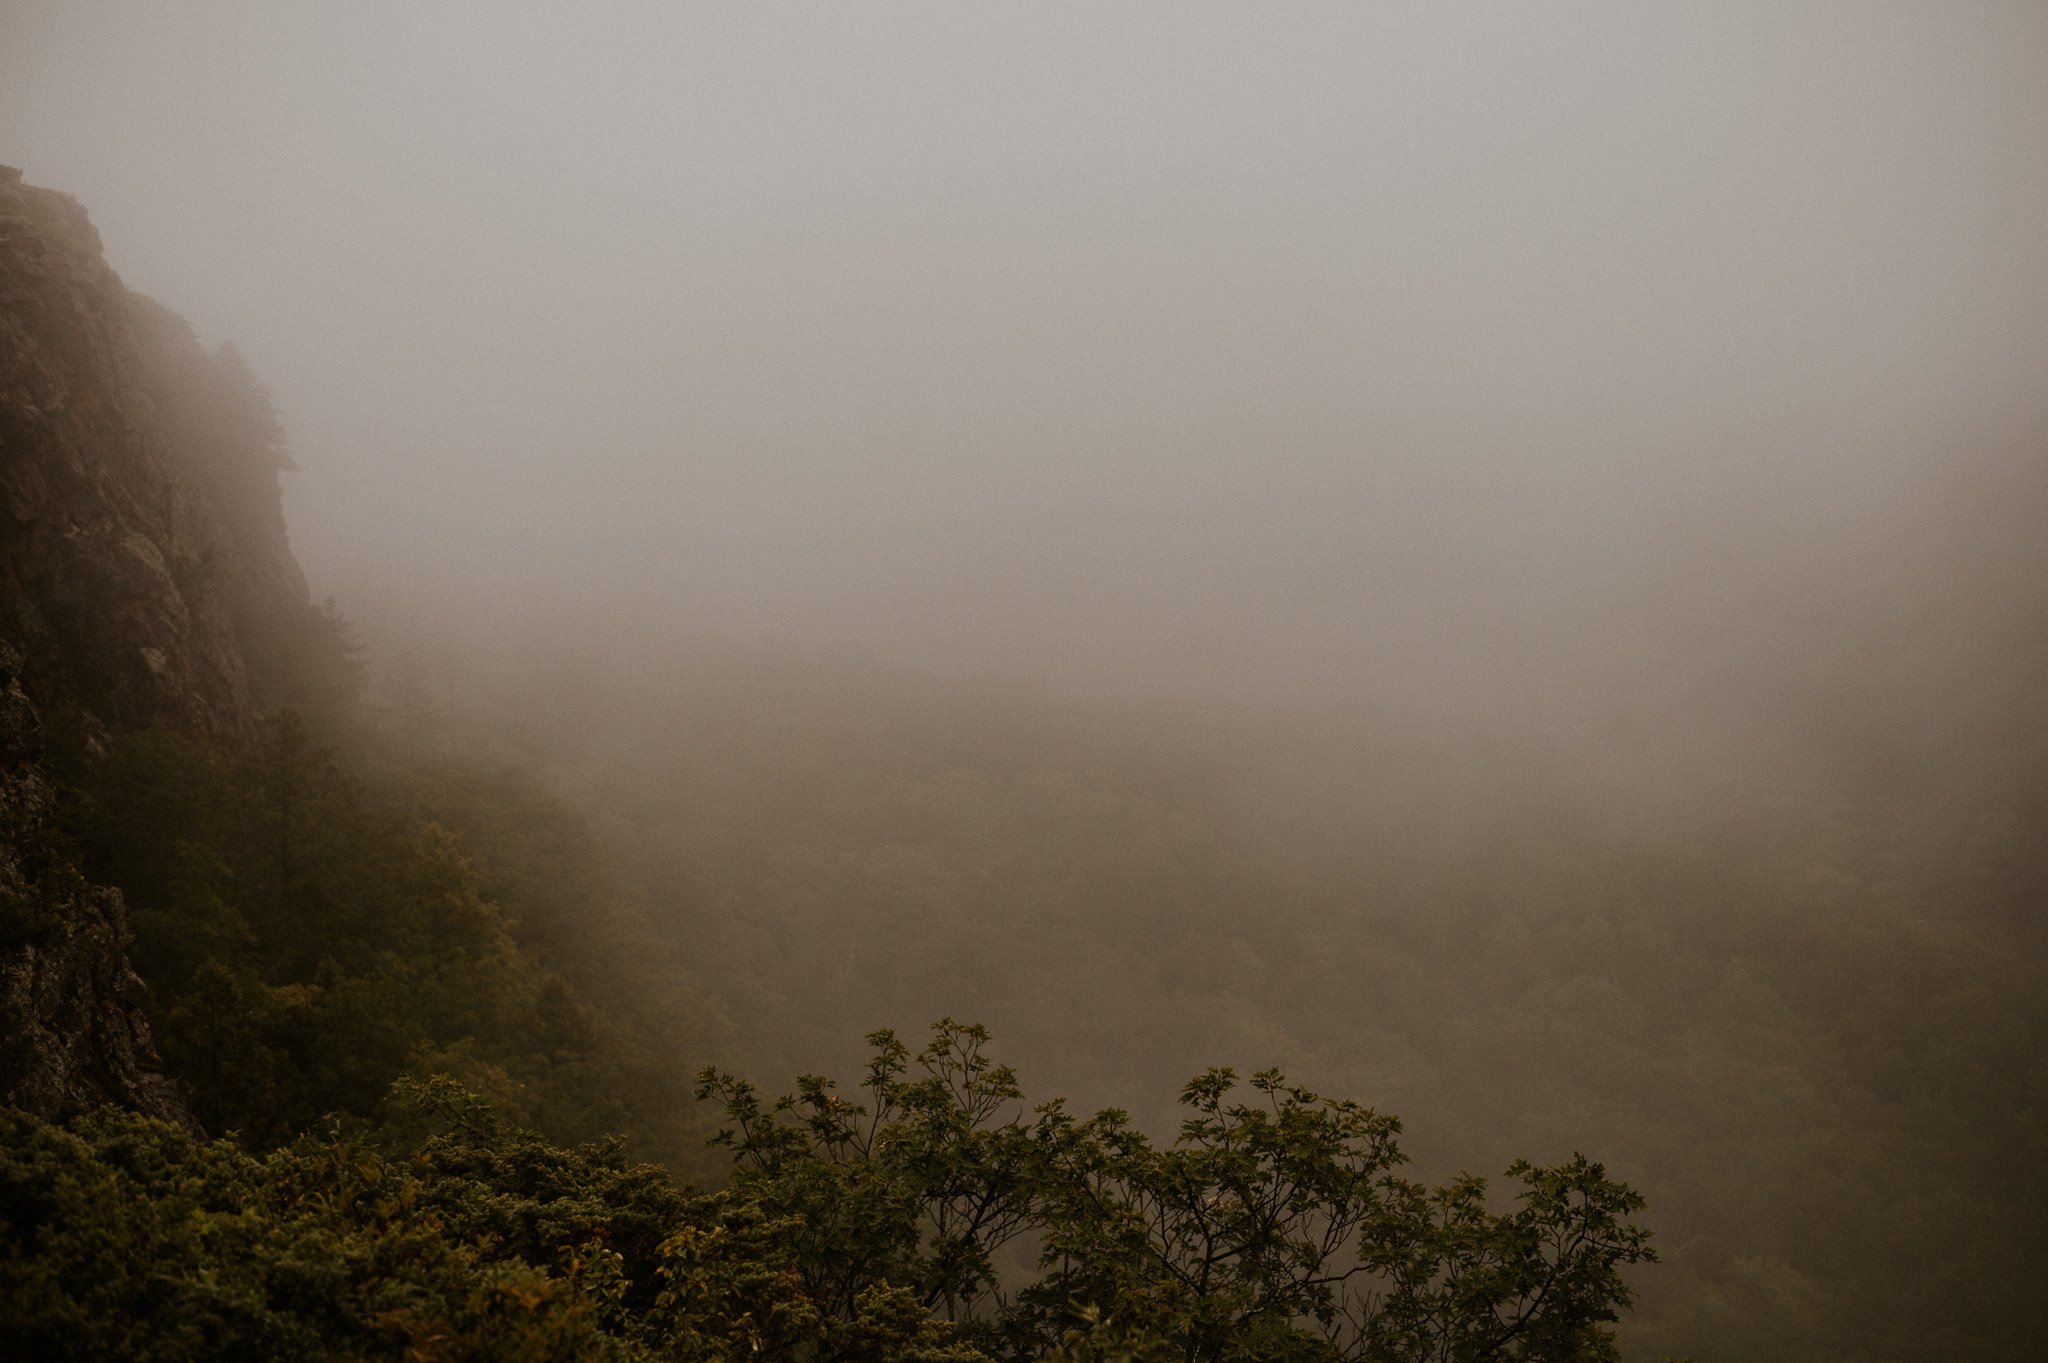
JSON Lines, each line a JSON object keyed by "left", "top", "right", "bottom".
{"left": 0, "top": 164, "right": 319, "bottom": 745}
{"left": 0, "top": 165, "right": 323, "bottom": 1120}
{"left": 0, "top": 640, "right": 187, "bottom": 1123}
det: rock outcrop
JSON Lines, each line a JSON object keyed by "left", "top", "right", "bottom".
{"left": 1, "top": 164, "right": 317, "bottom": 745}
{"left": 0, "top": 166, "right": 322, "bottom": 1121}
{"left": 0, "top": 642, "right": 187, "bottom": 1124}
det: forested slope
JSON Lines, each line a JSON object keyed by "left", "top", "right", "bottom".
{"left": 382, "top": 445, "right": 2048, "bottom": 1362}
{"left": 2, "top": 171, "right": 1659, "bottom": 1361}
{"left": 5, "top": 164, "right": 2042, "bottom": 1359}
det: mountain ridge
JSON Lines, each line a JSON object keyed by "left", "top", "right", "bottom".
{"left": 0, "top": 166, "right": 326, "bottom": 1120}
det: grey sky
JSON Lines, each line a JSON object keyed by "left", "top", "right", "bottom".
{"left": 7, "top": 1, "right": 2047, "bottom": 705}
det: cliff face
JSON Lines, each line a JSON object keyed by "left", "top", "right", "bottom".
{"left": 0, "top": 165, "right": 314, "bottom": 745}
{"left": 0, "top": 166, "right": 319, "bottom": 1121}
{"left": 0, "top": 642, "right": 187, "bottom": 1123}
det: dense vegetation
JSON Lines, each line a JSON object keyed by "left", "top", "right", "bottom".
{"left": 335, "top": 450, "right": 2045, "bottom": 1362}
{"left": 1, "top": 1023, "right": 1651, "bottom": 1361}
{"left": 49, "top": 711, "right": 704, "bottom": 1166}
{"left": 5, "top": 654, "right": 1657, "bottom": 1358}
{"left": 4, "top": 370, "right": 2041, "bottom": 1358}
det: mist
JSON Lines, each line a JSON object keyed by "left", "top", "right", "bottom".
{"left": 7, "top": 4, "right": 2048, "bottom": 1360}
{"left": 10, "top": 0, "right": 2047, "bottom": 713}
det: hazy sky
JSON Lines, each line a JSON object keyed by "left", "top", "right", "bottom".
{"left": 7, "top": 1, "right": 2047, "bottom": 705}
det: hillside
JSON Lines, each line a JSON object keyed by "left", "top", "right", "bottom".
{"left": 4, "top": 160, "right": 2043, "bottom": 1361}
{"left": 0, "top": 173, "right": 1662, "bottom": 1362}
{"left": 0, "top": 161, "right": 333, "bottom": 1122}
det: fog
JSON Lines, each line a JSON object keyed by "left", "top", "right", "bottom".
{"left": 10, "top": 0, "right": 2047, "bottom": 711}
{"left": 10, "top": 7, "right": 2048, "bottom": 1358}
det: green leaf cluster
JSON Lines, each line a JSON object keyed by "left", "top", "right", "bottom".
{"left": 2, "top": 1023, "right": 1651, "bottom": 1361}
{"left": 701, "top": 1022, "right": 1653, "bottom": 1362}
{"left": 51, "top": 711, "right": 703, "bottom": 1161}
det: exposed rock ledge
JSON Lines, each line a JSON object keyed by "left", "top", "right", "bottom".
{"left": 0, "top": 644, "right": 188, "bottom": 1124}
{"left": 1, "top": 167, "right": 323, "bottom": 1123}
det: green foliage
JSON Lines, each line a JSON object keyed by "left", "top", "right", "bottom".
{"left": 0, "top": 1079, "right": 993, "bottom": 1362}
{"left": 1028, "top": 1072, "right": 1650, "bottom": 1363}
{"left": 441, "top": 634, "right": 2047, "bottom": 1362}
{"left": 1026, "top": 1066, "right": 1410, "bottom": 1354}
{"left": 52, "top": 711, "right": 698, "bottom": 1157}
{"left": 0, "top": 1106, "right": 622, "bottom": 1362}
{"left": 1357, "top": 1158, "right": 1652, "bottom": 1363}
{"left": 699, "top": 1020, "right": 1041, "bottom": 1355}
{"left": 700, "top": 1023, "right": 1654, "bottom": 1363}
{"left": 47, "top": 610, "right": 2043, "bottom": 1359}
{"left": 396, "top": 756, "right": 716, "bottom": 1163}
{"left": 1, "top": 1026, "right": 1653, "bottom": 1361}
